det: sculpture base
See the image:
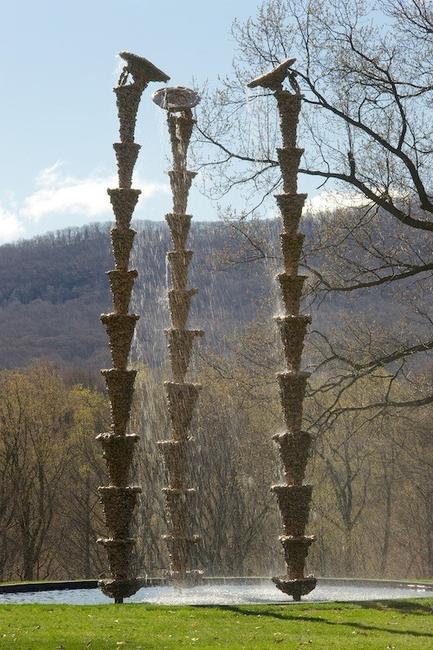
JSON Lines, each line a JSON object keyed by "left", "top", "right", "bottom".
{"left": 99, "top": 577, "right": 141, "bottom": 602}
{"left": 272, "top": 576, "right": 317, "bottom": 601}
{"left": 166, "top": 569, "right": 204, "bottom": 588}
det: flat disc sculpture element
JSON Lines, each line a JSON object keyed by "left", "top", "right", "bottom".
{"left": 247, "top": 59, "right": 317, "bottom": 601}
{"left": 153, "top": 87, "right": 204, "bottom": 586}
{"left": 152, "top": 87, "right": 200, "bottom": 112}
{"left": 97, "top": 52, "right": 170, "bottom": 604}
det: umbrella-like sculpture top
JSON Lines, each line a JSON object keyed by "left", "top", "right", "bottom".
{"left": 152, "top": 86, "right": 201, "bottom": 112}
{"left": 118, "top": 51, "right": 170, "bottom": 87}
{"left": 247, "top": 58, "right": 296, "bottom": 91}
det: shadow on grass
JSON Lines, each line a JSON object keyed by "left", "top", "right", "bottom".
{"left": 357, "top": 598, "right": 433, "bottom": 615}
{"left": 214, "top": 601, "right": 433, "bottom": 640}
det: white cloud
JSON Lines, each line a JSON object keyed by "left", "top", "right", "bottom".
{"left": 0, "top": 207, "right": 25, "bottom": 244}
{"left": 306, "top": 190, "right": 369, "bottom": 214}
{"left": 22, "top": 163, "right": 169, "bottom": 221}
{"left": 0, "top": 163, "right": 170, "bottom": 243}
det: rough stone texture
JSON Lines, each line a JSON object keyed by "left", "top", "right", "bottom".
{"left": 272, "top": 575, "right": 317, "bottom": 601}
{"left": 101, "top": 368, "right": 137, "bottom": 436}
{"left": 97, "top": 538, "right": 135, "bottom": 580}
{"left": 275, "top": 315, "right": 311, "bottom": 371}
{"left": 97, "top": 433, "right": 139, "bottom": 486}
{"left": 107, "top": 189, "right": 141, "bottom": 230}
{"left": 279, "top": 535, "right": 316, "bottom": 579}
{"left": 272, "top": 431, "right": 312, "bottom": 485}
{"left": 153, "top": 92, "right": 203, "bottom": 585}
{"left": 164, "top": 381, "right": 201, "bottom": 440}
{"left": 277, "top": 148, "right": 304, "bottom": 194}
{"left": 99, "top": 577, "right": 142, "bottom": 601}
{"left": 162, "top": 487, "right": 197, "bottom": 536}
{"left": 271, "top": 484, "right": 313, "bottom": 536}
{"left": 275, "top": 193, "right": 307, "bottom": 236}
{"left": 115, "top": 85, "right": 143, "bottom": 143}
{"left": 99, "top": 486, "right": 142, "bottom": 538}
{"left": 111, "top": 227, "right": 136, "bottom": 271}
{"left": 165, "top": 329, "right": 204, "bottom": 382}
{"left": 277, "top": 371, "right": 310, "bottom": 433}
{"left": 113, "top": 142, "right": 141, "bottom": 188}
{"left": 165, "top": 213, "right": 192, "bottom": 250}
{"left": 247, "top": 58, "right": 296, "bottom": 91}
{"left": 97, "top": 52, "right": 169, "bottom": 603}
{"left": 280, "top": 233, "right": 305, "bottom": 275}
{"left": 168, "top": 171, "right": 197, "bottom": 215}
{"left": 276, "top": 274, "right": 307, "bottom": 315}
{"left": 167, "top": 250, "right": 193, "bottom": 290}
{"left": 276, "top": 91, "right": 301, "bottom": 149}
{"left": 101, "top": 313, "right": 139, "bottom": 370}
{"left": 119, "top": 51, "right": 170, "bottom": 88}
{"left": 157, "top": 440, "right": 189, "bottom": 489}
{"left": 168, "top": 289, "right": 197, "bottom": 329}
{"left": 107, "top": 270, "right": 138, "bottom": 314}
{"left": 247, "top": 62, "right": 316, "bottom": 600}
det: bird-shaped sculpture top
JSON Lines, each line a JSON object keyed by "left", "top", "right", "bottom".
{"left": 247, "top": 58, "right": 300, "bottom": 93}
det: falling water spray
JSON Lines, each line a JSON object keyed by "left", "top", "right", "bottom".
{"left": 247, "top": 60, "right": 317, "bottom": 601}
{"left": 152, "top": 86, "right": 203, "bottom": 586}
{"left": 97, "top": 52, "right": 170, "bottom": 603}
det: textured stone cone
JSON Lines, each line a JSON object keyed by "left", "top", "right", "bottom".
{"left": 101, "top": 369, "right": 137, "bottom": 435}
{"left": 163, "top": 487, "right": 196, "bottom": 536}
{"left": 275, "top": 194, "right": 307, "bottom": 235}
{"left": 162, "top": 534, "right": 200, "bottom": 573}
{"left": 271, "top": 484, "right": 313, "bottom": 536}
{"left": 280, "top": 233, "right": 305, "bottom": 275}
{"left": 277, "top": 273, "right": 306, "bottom": 315}
{"left": 167, "top": 250, "right": 193, "bottom": 290}
{"left": 164, "top": 381, "right": 201, "bottom": 439}
{"left": 279, "top": 535, "right": 316, "bottom": 579}
{"left": 99, "top": 486, "right": 141, "bottom": 538}
{"left": 167, "top": 114, "right": 194, "bottom": 170}
{"left": 277, "top": 148, "right": 304, "bottom": 194}
{"left": 107, "top": 270, "right": 138, "bottom": 314}
{"left": 273, "top": 575, "right": 317, "bottom": 599}
{"left": 99, "top": 578, "right": 142, "bottom": 601}
{"left": 111, "top": 227, "right": 136, "bottom": 271}
{"left": 157, "top": 439, "right": 189, "bottom": 489}
{"left": 107, "top": 189, "right": 141, "bottom": 230}
{"left": 114, "top": 85, "right": 143, "bottom": 143}
{"left": 165, "top": 329, "right": 204, "bottom": 382}
{"left": 168, "top": 171, "right": 197, "bottom": 215}
{"left": 113, "top": 142, "right": 141, "bottom": 188}
{"left": 97, "top": 537, "right": 135, "bottom": 580}
{"left": 165, "top": 213, "right": 192, "bottom": 250}
{"left": 97, "top": 432, "right": 139, "bottom": 486}
{"left": 275, "top": 91, "right": 302, "bottom": 149}
{"left": 168, "top": 288, "right": 197, "bottom": 329}
{"left": 275, "top": 315, "right": 311, "bottom": 371}
{"left": 176, "top": 115, "right": 194, "bottom": 157}
{"left": 277, "top": 371, "right": 310, "bottom": 432}
{"left": 273, "top": 431, "right": 312, "bottom": 485}
{"left": 101, "top": 313, "right": 139, "bottom": 370}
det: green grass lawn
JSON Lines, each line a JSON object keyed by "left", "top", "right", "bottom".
{"left": 0, "top": 599, "right": 432, "bottom": 649}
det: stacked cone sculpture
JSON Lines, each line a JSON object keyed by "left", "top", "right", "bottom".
{"left": 97, "top": 52, "right": 170, "bottom": 603}
{"left": 153, "top": 87, "right": 203, "bottom": 586}
{"left": 248, "top": 59, "right": 317, "bottom": 601}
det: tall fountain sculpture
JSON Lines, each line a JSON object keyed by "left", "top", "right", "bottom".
{"left": 97, "top": 52, "right": 170, "bottom": 604}
{"left": 247, "top": 59, "right": 316, "bottom": 601}
{"left": 152, "top": 86, "right": 203, "bottom": 585}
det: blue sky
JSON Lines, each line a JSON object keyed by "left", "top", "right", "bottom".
{"left": 0, "top": 0, "right": 324, "bottom": 243}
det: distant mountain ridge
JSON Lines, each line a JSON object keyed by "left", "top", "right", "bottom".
{"left": 0, "top": 220, "right": 275, "bottom": 370}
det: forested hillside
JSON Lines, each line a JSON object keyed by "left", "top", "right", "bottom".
{"left": 0, "top": 221, "right": 276, "bottom": 370}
